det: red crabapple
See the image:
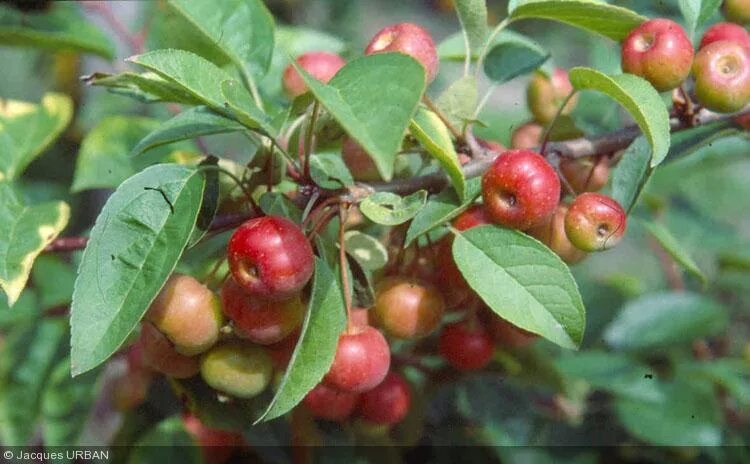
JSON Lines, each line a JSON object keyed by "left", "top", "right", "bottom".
{"left": 324, "top": 325, "right": 391, "bottom": 393}
{"left": 365, "top": 22, "right": 439, "bottom": 82}
{"left": 565, "top": 193, "right": 627, "bottom": 252}
{"left": 283, "top": 52, "right": 345, "bottom": 98}
{"left": 357, "top": 371, "right": 411, "bottom": 425}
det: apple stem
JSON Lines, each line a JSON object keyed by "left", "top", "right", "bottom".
{"left": 303, "top": 101, "right": 320, "bottom": 181}
{"left": 338, "top": 205, "right": 355, "bottom": 332}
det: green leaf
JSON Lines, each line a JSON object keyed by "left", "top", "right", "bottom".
{"left": 507, "top": 0, "right": 647, "bottom": 41}
{"left": 72, "top": 116, "right": 198, "bottom": 193}
{"left": 555, "top": 350, "right": 663, "bottom": 401}
{"left": 0, "top": 3, "right": 114, "bottom": 58}
{"left": 678, "top": 0, "right": 722, "bottom": 36}
{"left": 82, "top": 71, "right": 202, "bottom": 105}
{"left": 360, "top": 191, "right": 428, "bottom": 226}
{"left": 0, "top": 93, "right": 73, "bottom": 181}
{"left": 404, "top": 178, "right": 481, "bottom": 246}
{"left": 679, "top": 359, "right": 750, "bottom": 407}
{"left": 453, "top": 226, "right": 585, "bottom": 349}
{"left": 454, "top": 0, "right": 488, "bottom": 54}
{"left": 128, "top": 49, "right": 252, "bottom": 112}
{"left": 220, "top": 79, "right": 277, "bottom": 136}
{"left": 615, "top": 380, "right": 722, "bottom": 446}
{"left": 611, "top": 136, "right": 652, "bottom": 213}
{"left": 309, "top": 152, "right": 354, "bottom": 189}
{"left": 0, "top": 317, "right": 67, "bottom": 445}
{"left": 409, "top": 107, "right": 465, "bottom": 199}
{"left": 256, "top": 258, "right": 346, "bottom": 422}
{"left": 70, "top": 164, "right": 206, "bottom": 376}
{"left": 483, "top": 35, "right": 550, "bottom": 84}
{"left": 604, "top": 292, "right": 728, "bottom": 351}
{"left": 344, "top": 231, "right": 388, "bottom": 272}
{"left": 436, "top": 76, "right": 478, "bottom": 129}
{"left": 258, "top": 191, "right": 303, "bottom": 224}
{"left": 31, "top": 254, "right": 76, "bottom": 310}
{"left": 127, "top": 416, "right": 202, "bottom": 464}
{"left": 167, "top": 0, "right": 275, "bottom": 76}
{"left": 132, "top": 107, "right": 244, "bottom": 157}
{"left": 0, "top": 182, "right": 69, "bottom": 306}
{"left": 569, "top": 67, "right": 670, "bottom": 167}
{"left": 296, "top": 53, "right": 426, "bottom": 181}
{"left": 641, "top": 220, "right": 707, "bottom": 285}
{"left": 663, "top": 120, "right": 741, "bottom": 164}
{"left": 42, "top": 360, "right": 101, "bottom": 447}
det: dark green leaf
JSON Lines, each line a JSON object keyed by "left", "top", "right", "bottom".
{"left": 453, "top": 0, "right": 488, "bottom": 54}
{"left": 663, "top": 120, "right": 741, "bottom": 164}
{"left": 309, "top": 152, "right": 354, "bottom": 189}
{"left": 410, "top": 107, "right": 465, "bottom": 199}
{"left": 604, "top": 292, "right": 728, "bottom": 351}
{"left": 189, "top": 157, "right": 221, "bottom": 247}
{"left": 131, "top": 107, "right": 244, "bottom": 157}
{"left": 483, "top": 35, "right": 550, "bottom": 83}
{"left": 360, "top": 191, "right": 428, "bottom": 226}
{"left": 0, "top": 3, "right": 114, "bottom": 58}
{"left": 258, "top": 191, "right": 303, "bottom": 224}
{"left": 344, "top": 231, "right": 388, "bottom": 271}
{"left": 0, "top": 181, "right": 69, "bottom": 306}
{"left": 127, "top": 416, "right": 202, "bottom": 464}
{"left": 453, "top": 226, "right": 585, "bottom": 349}
{"left": 256, "top": 258, "right": 346, "bottom": 422}
{"left": 507, "top": 0, "right": 646, "bottom": 41}
{"left": 71, "top": 164, "right": 206, "bottom": 375}
{"left": 569, "top": 68, "right": 670, "bottom": 167}
{"left": 611, "top": 136, "right": 652, "bottom": 213}
{"left": 31, "top": 254, "right": 75, "bottom": 310}
{"left": 641, "top": 220, "right": 707, "bottom": 285}
{"left": 296, "top": 53, "right": 426, "bottom": 181}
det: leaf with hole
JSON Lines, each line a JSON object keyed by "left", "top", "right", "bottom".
{"left": 360, "top": 191, "right": 428, "bottom": 226}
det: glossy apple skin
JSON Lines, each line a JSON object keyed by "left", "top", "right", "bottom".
{"left": 200, "top": 342, "right": 273, "bottom": 399}
{"left": 357, "top": 371, "right": 411, "bottom": 425}
{"left": 438, "top": 322, "right": 494, "bottom": 371}
{"left": 699, "top": 22, "right": 750, "bottom": 50}
{"left": 565, "top": 193, "right": 627, "bottom": 252}
{"left": 227, "top": 216, "right": 314, "bottom": 300}
{"left": 487, "top": 315, "right": 538, "bottom": 349}
{"left": 527, "top": 204, "right": 587, "bottom": 264}
{"left": 724, "top": 0, "right": 750, "bottom": 24}
{"left": 511, "top": 122, "right": 544, "bottom": 149}
{"left": 221, "top": 278, "right": 304, "bottom": 345}
{"left": 146, "top": 274, "right": 223, "bottom": 356}
{"left": 435, "top": 205, "right": 491, "bottom": 309}
{"left": 559, "top": 155, "right": 610, "bottom": 193}
{"left": 183, "top": 414, "right": 245, "bottom": 464}
{"left": 621, "top": 19, "right": 694, "bottom": 91}
{"left": 324, "top": 326, "right": 391, "bottom": 393}
{"left": 282, "top": 52, "right": 345, "bottom": 98}
{"left": 527, "top": 68, "right": 578, "bottom": 123}
{"left": 373, "top": 276, "right": 445, "bottom": 339}
{"left": 481, "top": 149, "right": 561, "bottom": 230}
{"left": 139, "top": 322, "right": 200, "bottom": 379}
{"left": 365, "top": 22, "right": 439, "bottom": 82}
{"left": 693, "top": 40, "right": 750, "bottom": 113}
{"left": 342, "top": 137, "right": 382, "bottom": 182}
{"left": 303, "top": 383, "right": 360, "bottom": 422}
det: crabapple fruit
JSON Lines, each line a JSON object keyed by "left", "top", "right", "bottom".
{"left": 723, "top": 0, "right": 750, "bottom": 24}
{"left": 699, "top": 22, "right": 750, "bottom": 50}
{"left": 357, "top": 371, "right": 411, "bottom": 425}
{"left": 221, "top": 278, "right": 304, "bottom": 345}
{"left": 438, "top": 321, "right": 494, "bottom": 371}
{"left": 282, "top": 52, "right": 345, "bottom": 98}
{"left": 146, "top": 274, "right": 223, "bottom": 356}
{"left": 183, "top": 414, "right": 245, "bottom": 464}
{"left": 139, "top": 322, "right": 200, "bottom": 379}
{"left": 481, "top": 149, "right": 561, "bottom": 230}
{"left": 342, "top": 137, "right": 382, "bottom": 182}
{"left": 693, "top": 40, "right": 750, "bottom": 113}
{"left": 511, "top": 122, "right": 544, "bottom": 149}
{"left": 200, "top": 342, "right": 273, "bottom": 399}
{"left": 565, "top": 192, "right": 627, "bottom": 252}
{"left": 373, "top": 276, "right": 445, "bottom": 339}
{"left": 227, "top": 216, "right": 314, "bottom": 300}
{"left": 303, "top": 383, "right": 360, "bottom": 422}
{"left": 323, "top": 325, "right": 391, "bottom": 393}
{"left": 559, "top": 155, "right": 610, "bottom": 193}
{"left": 621, "top": 19, "right": 694, "bottom": 91}
{"left": 527, "top": 68, "right": 578, "bottom": 124}
{"left": 365, "top": 22, "right": 439, "bottom": 82}
{"left": 527, "top": 204, "right": 587, "bottom": 264}
{"left": 488, "top": 316, "right": 538, "bottom": 349}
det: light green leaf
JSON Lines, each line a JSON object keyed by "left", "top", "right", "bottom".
{"left": 663, "top": 120, "right": 741, "bottom": 164}
{"left": 345, "top": 231, "right": 388, "bottom": 271}
{"left": 0, "top": 317, "right": 67, "bottom": 445}
{"left": 453, "top": 226, "right": 585, "bottom": 348}
{"left": 0, "top": 182, "right": 69, "bottom": 306}
{"left": 0, "top": 3, "right": 114, "bottom": 58}
{"left": 220, "top": 80, "right": 277, "bottom": 136}
{"left": 678, "top": 0, "right": 722, "bottom": 36}
{"left": 167, "top": 0, "right": 275, "bottom": 76}
{"left": 296, "top": 53, "right": 426, "bottom": 181}
{"left": 132, "top": 107, "right": 244, "bottom": 157}
{"left": 507, "top": 0, "right": 646, "bottom": 41}
{"left": 404, "top": 177, "right": 482, "bottom": 246}
{"left": 569, "top": 67, "right": 670, "bottom": 167}
{"left": 0, "top": 93, "right": 73, "bottom": 181}
{"left": 258, "top": 191, "right": 303, "bottom": 224}
{"left": 604, "top": 292, "right": 728, "bottom": 351}
{"left": 360, "top": 191, "right": 428, "bottom": 226}
{"left": 409, "top": 107, "right": 465, "bottom": 199}
{"left": 611, "top": 136, "right": 652, "bottom": 213}
{"left": 72, "top": 116, "right": 198, "bottom": 193}
{"left": 641, "top": 220, "right": 707, "bottom": 285}
{"left": 483, "top": 34, "right": 550, "bottom": 83}
{"left": 256, "top": 258, "right": 346, "bottom": 422}
{"left": 454, "top": 0, "right": 488, "bottom": 54}
{"left": 436, "top": 75, "right": 478, "bottom": 129}
{"left": 82, "top": 71, "right": 202, "bottom": 105}
{"left": 309, "top": 152, "right": 354, "bottom": 189}
{"left": 70, "top": 164, "right": 206, "bottom": 376}
{"left": 127, "top": 416, "right": 202, "bottom": 464}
